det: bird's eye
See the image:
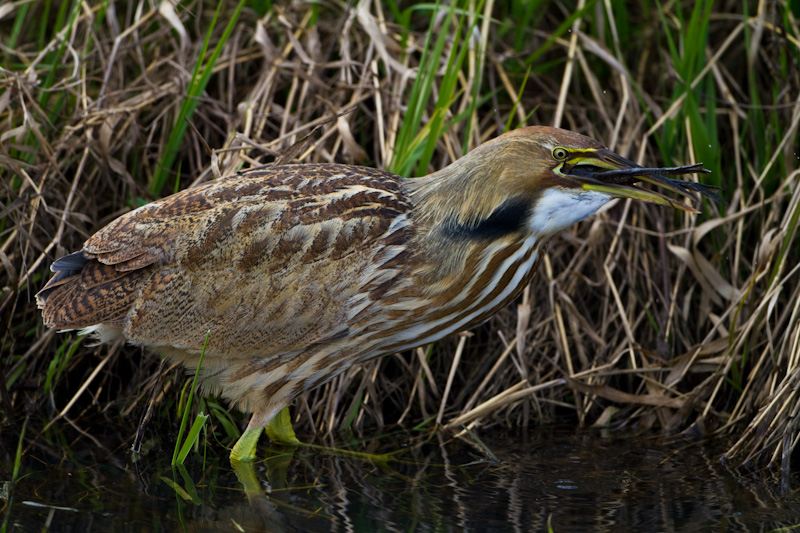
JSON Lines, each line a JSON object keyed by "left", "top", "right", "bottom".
{"left": 552, "top": 147, "right": 569, "bottom": 160}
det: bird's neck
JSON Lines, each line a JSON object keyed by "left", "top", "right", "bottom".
{"left": 347, "top": 171, "right": 546, "bottom": 354}
{"left": 401, "top": 157, "right": 538, "bottom": 286}
{"left": 370, "top": 228, "right": 544, "bottom": 353}
{"left": 403, "top": 151, "right": 515, "bottom": 231}
{"left": 390, "top": 176, "right": 541, "bottom": 323}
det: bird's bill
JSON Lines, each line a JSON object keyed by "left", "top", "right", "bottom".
{"left": 560, "top": 148, "right": 714, "bottom": 213}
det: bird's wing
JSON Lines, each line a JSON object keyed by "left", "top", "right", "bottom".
{"left": 38, "top": 164, "right": 414, "bottom": 357}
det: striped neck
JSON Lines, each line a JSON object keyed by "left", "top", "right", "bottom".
{"left": 374, "top": 233, "right": 544, "bottom": 353}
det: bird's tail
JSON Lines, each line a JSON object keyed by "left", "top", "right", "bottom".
{"left": 37, "top": 251, "right": 142, "bottom": 330}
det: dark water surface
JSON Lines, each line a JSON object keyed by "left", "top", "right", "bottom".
{"left": 3, "top": 426, "right": 800, "bottom": 532}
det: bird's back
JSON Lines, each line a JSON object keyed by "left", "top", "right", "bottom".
{"left": 37, "top": 164, "right": 418, "bottom": 374}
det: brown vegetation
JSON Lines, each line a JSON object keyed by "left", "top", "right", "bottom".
{"left": 1, "top": 0, "right": 799, "bottom": 479}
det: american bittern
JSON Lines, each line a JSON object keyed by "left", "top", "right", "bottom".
{"left": 37, "top": 126, "right": 718, "bottom": 461}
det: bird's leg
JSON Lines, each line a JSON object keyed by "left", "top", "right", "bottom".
{"left": 230, "top": 425, "right": 264, "bottom": 462}
{"left": 264, "top": 408, "right": 399, "bottom": 464}
{"left": 230, "top": 410, "right": 299, "bottom": 497}
{"left": 231, "top": 403, "right": 402, "bottom": 465}
{"left": 231, "top": 404, "right": 300, "bottom": 462}
{"left": 264, "top": 406, "right": 300, "bottom": 446}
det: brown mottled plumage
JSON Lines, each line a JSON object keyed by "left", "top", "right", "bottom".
{"left": 37, "top": 126, "right": 715, "bottom": 460}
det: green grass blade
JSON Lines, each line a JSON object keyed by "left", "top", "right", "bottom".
{"left": 176, "top": 413, "right": 209, "bottom": 465}
{"left": 151, "top": 0, "right": 246, "bottom": 195}
{"left": 504, "top": 65, "right": 532, "bottom": 132}
{"left": 159, "top": 476, "right": 194, "bottom": 502}
{"left": 523, "top": 0, "right": 599, "bottom": 67}
{"left": 1, "top": 418, "right": 27, "bottom": 533}
{"left": 390, "top": 1, "right": 456, "bottom": 176}
{"left": 416, "top": 9, "right": 472, "bottom": 173}
{"left": 341, "top": 390, "right": 364, "bottom": 433}
{"left": 172, "top": 331, "right": 210, "bottom": 465}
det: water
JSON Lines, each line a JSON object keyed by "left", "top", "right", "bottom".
{"left": 3, "top": 427, "right": 800, "bottom": 531}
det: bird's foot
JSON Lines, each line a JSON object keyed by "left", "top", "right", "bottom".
{"left": 230, "top": 426, "right": 265, "bottom": 462}
{"left": 300, "top": 441, "right": 403, "bottom": 466}
{"left": 264, "top": 406, "right": 301, "bottom": 446}
{"left": 231, "top": 406, "right": 406, "bottom": 469}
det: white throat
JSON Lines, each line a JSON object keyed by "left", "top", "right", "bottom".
{"left": 527, "top": 188, "right": 612, "bottom": 237}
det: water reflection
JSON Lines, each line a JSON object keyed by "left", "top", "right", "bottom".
{"left": 3, "top": 427, "right": 800, "bottom": 531}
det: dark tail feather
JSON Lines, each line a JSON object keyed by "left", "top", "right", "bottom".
{"left": 37, "top": 251, "right": 143, "bottom": 330}
{"left": 36, "top": 251, "right": 90, "bottom": 305}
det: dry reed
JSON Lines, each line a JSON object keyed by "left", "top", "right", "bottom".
{"left": 1, "top": 0, "right": 798, "bottom": 479}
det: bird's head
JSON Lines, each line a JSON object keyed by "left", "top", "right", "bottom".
{"left": 411, "top": 126, "right": 718, "bottom": 240}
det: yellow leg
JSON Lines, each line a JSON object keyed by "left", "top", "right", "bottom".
{"left": 230, "top": 426, "right": 263, "bottom": 462}
{"left": 264, "top": 405, "right": 301, "bottom": 446}
{"left": 230, "top": 406, "right": 299, "bottom": 461}
{"left": 231, "top": 406, "right": 400, "bottom": 466}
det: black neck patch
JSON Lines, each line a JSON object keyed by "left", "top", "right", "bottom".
{"left": 442, "top": 198, "right": 530, "bottom": 240}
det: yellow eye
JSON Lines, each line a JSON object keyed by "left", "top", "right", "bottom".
{"left": 552, "top": 147, "right": 569, "bottom": 160}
